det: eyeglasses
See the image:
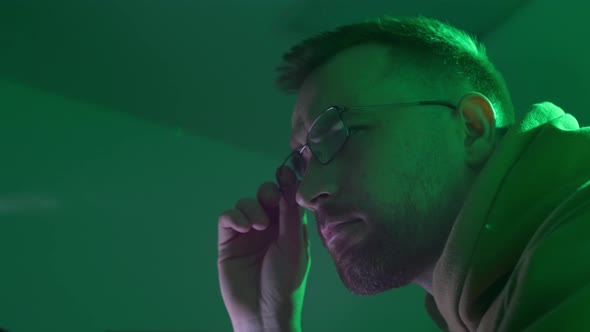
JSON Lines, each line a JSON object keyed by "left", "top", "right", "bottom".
{"left": 279, "top": 100, "right": 457, "bottom": 183}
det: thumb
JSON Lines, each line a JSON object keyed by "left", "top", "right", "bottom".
{"left": 276, "top": 166, "right": 306, "bottom": 240}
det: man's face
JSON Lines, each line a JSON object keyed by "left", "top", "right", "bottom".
{"left": 289, "top": 43, "right": 478, "bottom": 295}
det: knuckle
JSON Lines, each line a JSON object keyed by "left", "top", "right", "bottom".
{"left": 257, "top": 182, "right": 280, "bottom": 206}
{"left": 235, "top": 198, "right": 259, "bottom": 219}
{"left": 220, "top": 209, "right": 248, "bottom": 229}
{"left": 218, "top": 209, "right": 237, "bottom": 223}
{"left": 218, "top": 209, "right": 234, "bottom": 221}
{"left": 235, "top": 198, "right": 269, "bottom": 225}
{"left": 235, "top": 197, "right": 255, "bottom": 209}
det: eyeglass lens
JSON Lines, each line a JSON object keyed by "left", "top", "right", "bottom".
{"left": 285, "top": 107, "right": 348, "bottom": 180}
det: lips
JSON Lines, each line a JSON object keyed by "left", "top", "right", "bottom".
{"left": 322, "top": 219, "right": 362, "bottom": 243}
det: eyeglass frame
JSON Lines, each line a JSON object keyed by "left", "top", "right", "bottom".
{"left": 279, "top": 100, "right": 458, "bottom": 183}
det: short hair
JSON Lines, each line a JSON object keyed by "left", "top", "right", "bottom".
{"left": 274, "top": 15, "right": 515, "bottom": 137}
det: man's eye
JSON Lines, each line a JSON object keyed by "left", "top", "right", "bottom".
{"left": 310, "top": 123, "right": 343, "bottom": 142}
{"left": 310, "top": 132, "right": 332, "bottom": 143}
{"left": 293, "top": 154, "right": 307, "bottom": 175}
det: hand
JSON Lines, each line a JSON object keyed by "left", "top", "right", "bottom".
{"left": 217, "top": 166, "right": 310, "bottom": 330}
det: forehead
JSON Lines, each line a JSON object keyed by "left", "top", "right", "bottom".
{"left": 290, "top": 44, "right": 398, "bottom": 144}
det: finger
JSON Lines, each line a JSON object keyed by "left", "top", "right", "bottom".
{"left": 235, "top": 198, "right": 270, "bottom": 231}
{"left": 257, "top": 182, "right": 282, "bottom": 210}
{"left": 276, "top": 166, "right": 306, "bottom": 239}
{"left": 218, "top": 209, "right": 250, "bottom": 245}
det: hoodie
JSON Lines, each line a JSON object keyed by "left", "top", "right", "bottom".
{"left": 424, "top": 102, "right": 590, "bottom": 332}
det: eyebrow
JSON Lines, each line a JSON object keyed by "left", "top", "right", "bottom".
{"left": 289, "top": 117, "right": 311, "bottom": 151}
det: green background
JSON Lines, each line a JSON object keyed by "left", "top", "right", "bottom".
{"left": 1, "top": 1, "right": 588, "bottom": 331}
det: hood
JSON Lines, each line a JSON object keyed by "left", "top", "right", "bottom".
{"left": 425, "top": 101, "right": 590, "bottom": 331}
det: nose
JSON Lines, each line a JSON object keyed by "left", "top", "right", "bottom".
{"left": 290, "top": 148, "right": 339, "bottom": 211}
{"left": 295, "top": 181, "right": 333, "bottom": 212}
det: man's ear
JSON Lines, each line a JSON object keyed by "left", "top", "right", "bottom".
{"left": 457, "top": 91, "right": 497, "bottom": 168}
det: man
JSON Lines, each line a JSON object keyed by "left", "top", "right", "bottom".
{"left": 218, "top": 15, "right": 590, "bottom": 331}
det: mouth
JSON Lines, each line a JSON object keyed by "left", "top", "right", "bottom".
{"left": 322, "top": 219, "right": 362, "bottom": 245}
